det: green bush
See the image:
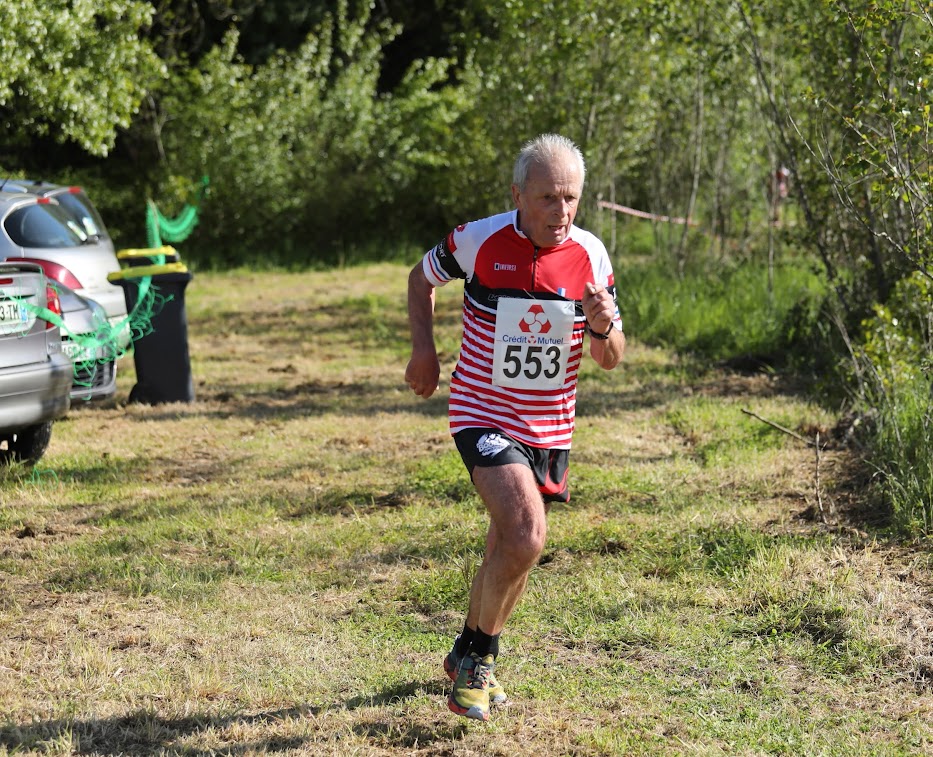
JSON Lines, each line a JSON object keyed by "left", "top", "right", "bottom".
{"left": 867, "top": 378, "right": 933, "bottom": 534}
{"left": 618, "top": 255, "right": 827, "bottom": 364}
{"left": 859, "top": 272, "right": 933, "bottom": 535}
{"left": 147, "top": 1, "right": 478, "bottom": 268}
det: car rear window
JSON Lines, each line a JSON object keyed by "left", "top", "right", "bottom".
{"left": 4, "top": 204, "right": 87, "bottom": 248}
{"left": 53, "top": 191, "right": 109, "bottom": 239}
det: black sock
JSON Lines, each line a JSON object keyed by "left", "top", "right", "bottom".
{"left": 471, "top": 627, "right": 500, "bottom": 659}
{"left": 454, "top": 622, "right": 474, "bottom": 657}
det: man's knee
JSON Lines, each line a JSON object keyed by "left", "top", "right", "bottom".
{"left": 495, "top": 515, "right": 546, "bottom": 571}
{"left": 475, "top": 464, "right": 547, "bottom": 561}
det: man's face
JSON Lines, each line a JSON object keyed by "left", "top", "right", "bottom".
{"left": 511, "top": 157, "right": 583, "bottom": 248}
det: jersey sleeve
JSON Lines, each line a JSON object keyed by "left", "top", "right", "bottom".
{"left": 421, "top": 228, "right": 467, "bottom": 287}
{"left": 585, "top": 232, "right": 624, "bottom": 332}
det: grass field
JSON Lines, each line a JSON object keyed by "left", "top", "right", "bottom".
{"left": 1, "top": 263, "right": 932, "bottom": 755}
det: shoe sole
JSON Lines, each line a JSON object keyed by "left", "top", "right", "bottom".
{"left": 444, "top": 654, "right": 507, "bottom": 704}
{"left": 447, "top": 694, "right": 489, "bottom": 722}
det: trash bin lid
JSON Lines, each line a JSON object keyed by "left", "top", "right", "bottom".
{"left": 107, "top": 262, "right": 189, "bottom": 282}
{"left": 117, "top": 246, "right": 180, "bottom": 264}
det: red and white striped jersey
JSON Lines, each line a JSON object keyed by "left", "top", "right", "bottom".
{"left": 421, "top": 210, "right": 621, "bottom": 449}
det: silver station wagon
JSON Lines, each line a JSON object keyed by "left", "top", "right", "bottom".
{"left": 0, "top": 187, "right": 130, "bottom": 350}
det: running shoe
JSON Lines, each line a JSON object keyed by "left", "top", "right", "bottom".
{"left": 444, "top": 637, "right": 507, "bottom": 704}
{"left": 448, "top": 652, "right": 495, "bottom": 721}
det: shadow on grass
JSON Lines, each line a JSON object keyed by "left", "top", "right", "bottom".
{"left": 574, "top": 382, "right": 678, "bottom": 416}
{"left": 194, "top": 298, "right": 411, "bottom": 349}
{"left": 0, "top": 707, "right": 315, "bottom": 756}
{"left": 0, "top": 680, "right": 462, "bottom": 755}
{"left": 126, "top": 350, "right": 741, "bottom": 425}
{"left": 342, "top": 678, "right": 450, "bottom": 711}
{"left": 352, "top": 718, "right": 468, "bottom": 751}
{"left": 121, "top": 350, "right": 801, "bottom": 425}
{"left": 54, "top": 455, "right": 240, "bottom": 491}
{"left": 127, "top": 378, "right": 450, "bottom": 421}
{"left": 125, "top": 375, "right": 661, "bottom": 423}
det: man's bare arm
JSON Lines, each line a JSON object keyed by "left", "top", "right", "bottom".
{"left": 405, "top": 263, "right": 441, "bottom": 397}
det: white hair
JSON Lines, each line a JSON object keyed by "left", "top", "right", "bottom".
{"left": 513, "top": 134, "right": 586, "bottom": 191}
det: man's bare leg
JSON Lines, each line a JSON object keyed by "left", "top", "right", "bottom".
{"left": 448, "top": 462, "right": 547, "bottom": 718}
{"left": 468, "top": 463, "right": 547, "bottom": 635}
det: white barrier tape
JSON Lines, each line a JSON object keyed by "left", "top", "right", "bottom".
{"left": 597, "top": 200, "right": 696, "bottom": 226}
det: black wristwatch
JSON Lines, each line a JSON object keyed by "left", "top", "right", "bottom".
{"left": 587, "top": 322, "right": 613, "bottom": 340}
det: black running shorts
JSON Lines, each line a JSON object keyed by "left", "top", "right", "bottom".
{"left": 453, "top": 427, "right": 570, "bottom": 503}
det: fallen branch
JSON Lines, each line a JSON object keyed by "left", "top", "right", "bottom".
{"left": 813, "top": 430, "right": 835, "bottom": 524}
{"left": 742, "top": 408, "right": 835, "bottom": 524}
{"left": 740, "top": 408, "right": 815, "bottom": 447}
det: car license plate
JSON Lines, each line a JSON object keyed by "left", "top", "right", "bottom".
{"left": 0, "top": 298, "right": 35, "bottom": 335}
{"left": 62, "top": 339, "right": 95, "bottom": 362}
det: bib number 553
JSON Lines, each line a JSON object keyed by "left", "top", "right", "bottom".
{"left": 501, "top": 344, "right": 562, "bottom": 380}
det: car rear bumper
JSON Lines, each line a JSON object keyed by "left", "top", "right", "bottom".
{"left": 0, "top": 353, "right": 72, "bottom": 432}
{"left": 69, "top": 355, "right": 117, "bottom": 402}
{"left": 61, "top": 335, "right": 119, "bottom": 402}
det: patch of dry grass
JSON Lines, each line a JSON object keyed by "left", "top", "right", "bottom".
{"left": 1, "top": 263, "right": 931, "bottom": 755}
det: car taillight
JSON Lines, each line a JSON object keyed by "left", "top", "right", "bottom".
{"left": 45, "top": 283, "right": 62, "bottom": 329}
{"left": 68, "top": 186, "right": 83, "bottom": 194}
{"left": 37, "top": 197, "right": 51, "bottom": 204}
{"left": 20, "top": 258, "right": 83, "bottom": 289}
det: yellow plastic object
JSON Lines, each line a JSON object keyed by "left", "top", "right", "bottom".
{"left": 107, "top": 262, "right": 189, "bottom": 282}
{"left": 117, "top": 246, "right": 179, "bottom": 264}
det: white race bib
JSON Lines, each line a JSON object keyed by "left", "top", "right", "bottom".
{"left": 492, "top": 298, "right": 575, "bottom": 389}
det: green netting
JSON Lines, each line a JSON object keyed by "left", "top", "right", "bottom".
{"left": 146, "top": 176, "right": 210, "bottom": 248}
{"left": 0, "top": 280, "right": 158, "bottom": 393}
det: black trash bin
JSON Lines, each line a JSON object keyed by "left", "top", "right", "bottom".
{"left": 107, "top": 261, "right": 195, "bottom": 404}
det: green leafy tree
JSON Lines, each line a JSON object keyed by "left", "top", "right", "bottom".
{"left": 0, "top": 0, "right": 164, "bottom": 157}
{"left": 738, "top": 0, "right": 933, "bottom": 531}
{"left": 151, "top": 0, "right": 472, "bottom": 264}
{"left": 452, "top": 1, "right": 660, "bottom": 222}
{"left": 825, "top": 2, "right": 932, "bottom": 287}
{"left": 455, "top": 0, "right": 773, "bottom": 269}
{"left": 738, "top": 0, "right": 932, "bottom": 316}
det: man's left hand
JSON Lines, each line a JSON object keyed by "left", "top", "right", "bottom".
{"left": 583, "top": 282, "right": 614, "bottom": 335}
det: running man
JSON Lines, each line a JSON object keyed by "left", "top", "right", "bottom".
{"left": 405, "top": 133, "right": 625, "bottom": 721}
